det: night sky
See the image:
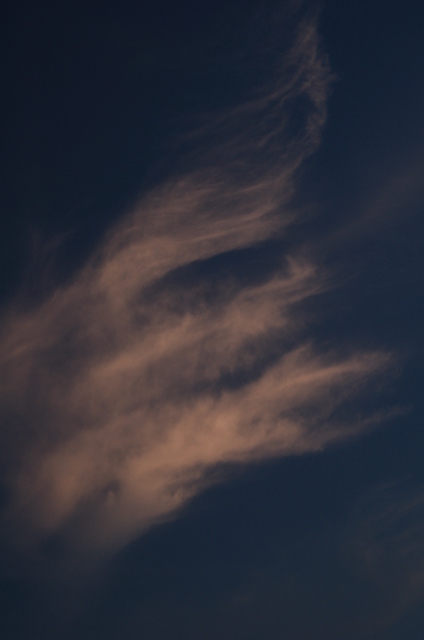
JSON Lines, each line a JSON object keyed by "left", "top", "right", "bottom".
{"left": 1, "top": 1, "right": 424, "bottom": 638}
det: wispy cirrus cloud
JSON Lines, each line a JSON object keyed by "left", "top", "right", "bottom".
{"left": 0, "top": 16, "right": 392, "bottom": 560}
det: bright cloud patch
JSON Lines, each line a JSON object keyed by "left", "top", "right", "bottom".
{"left": 0, "top": 19, "right": 391, "bottom": 558}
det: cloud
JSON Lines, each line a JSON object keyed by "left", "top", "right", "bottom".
{"left": 0, "top": 16, "right": 392, "bottom": 560}
{"left": 337, "top": 481, "right": 424, "bottom": 637}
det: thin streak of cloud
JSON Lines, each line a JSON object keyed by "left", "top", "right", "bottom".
{"left": 0, "top": 16, "right": 392, "bottom": 560}
{"left": 344, "top": 482, "right": 424, "bottom": 637}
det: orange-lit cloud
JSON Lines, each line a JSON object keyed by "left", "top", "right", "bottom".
{"left": 0, "top": 18, "right": 392, "bottom": 558}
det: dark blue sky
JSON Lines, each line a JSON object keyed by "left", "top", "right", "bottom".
{"left": 1, "top": 2, "right": 424, "bottom": 639}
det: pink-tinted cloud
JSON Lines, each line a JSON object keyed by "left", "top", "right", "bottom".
{"left": 0, "top": 17, "right": 392, "bottom": 560}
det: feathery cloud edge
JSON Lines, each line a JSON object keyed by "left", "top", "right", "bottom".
{"left": 0, "top": 17, "right": 393, "bottom": 557}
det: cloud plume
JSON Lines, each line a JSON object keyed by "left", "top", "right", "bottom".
{"left": 0, "top": 17, "right": 391, "bottom": 558}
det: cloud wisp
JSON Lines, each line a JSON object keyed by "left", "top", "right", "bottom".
{"left": 0, "top": 17, "right": 391, "bottom": 560}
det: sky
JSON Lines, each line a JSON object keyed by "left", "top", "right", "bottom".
{"left": 1, "top": 0, "right": 424, "bottom": 638}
